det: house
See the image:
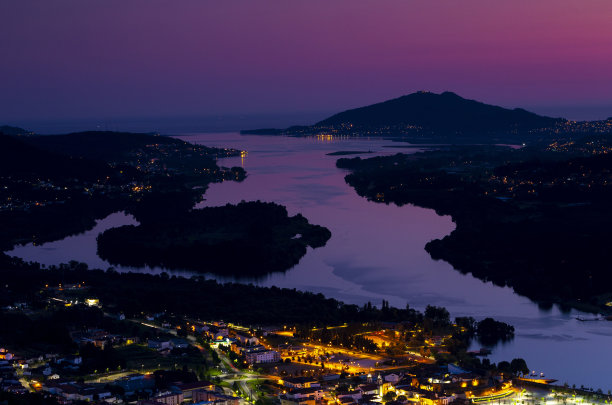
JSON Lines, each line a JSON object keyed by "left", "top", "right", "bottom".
{"left": 205, "top": 326, "right": 229, "bottom": 341}
{"left": 337, "top": 397, "right": 357, "bottom": 405}
{"left": 413, "top": 391, "right": 457, "bottom": 405}
{"left": 280, "top": 395, "right": 316, "bottom": 405}
{"left": 71, "top": 329, "right": 113, "bottom": 349}
{"left": 425, "top": 336, "right": 446, "bottom": 347}
{"left": 58, "top": 355, "right": 82, "bottom": 366}
{"left": 358, "top": 384, "right": 380, "bottom": 396}
{"left": 148, "top": 339, "right": 172, "bottom": 350}
{"left": 150, "top": 391, "right": 184, "bottom": 405}
{"left": 384, "top": 373, "right": 401, "bottom": 384}
{"left": 115, "top": 373, "right": 156, "bottom": 394}
{"left": 170, "top": 338, "right": 190, "bottom": 349}
{"left": 245, "top": 349, "right": 281, "bottom": 364}
{"left": 0, "top": 349, "right": 14, "bottom": 361}
{"left": 3, "top": 384, "right": 27, "bottom": 394}
{"left": 283, "top": 387, "right": 325, "bottom": 401}
{"left": 172, "top": 381, "right": 215, "bottom": 400}
{"left": 210, "top": 337, "right": 235, "bottom": 349}
{"left": 359, "top": 394, "right": 379, "bottom": 405}
{"left": 159, "top": 347, "right": 172, "bottom": 356}
{"left": 279, "top": 377, "right": 319, "bottom": 389}
{"left": 338, "top": 390, "right": 363, "bottom": 403}
{"left": 190, "top": 322, "right": 208, "bottom": 333}
{"left": 234, "top": 334, "right": 259, "bottom": 346}
{"left": 43, "top": 381, "right": 111, "bottom": 402}
{"left": 193, "top": 389, "right": 240, "bottom": 405}
{"left": 125, "top": 336, "right": 140, "bottom": 345}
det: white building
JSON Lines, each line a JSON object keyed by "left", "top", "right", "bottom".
{"left": 245, "top": 349, "right": 280, "bottom": 364}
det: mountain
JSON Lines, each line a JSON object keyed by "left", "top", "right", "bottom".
{"left": 317, "top": 91, "right": 560, "bottom": 133}
{"left": 242, "top": 91, "right": 564, "bottom": 139}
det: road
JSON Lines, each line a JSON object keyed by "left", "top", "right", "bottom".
{"left": 212, "top": 345, "right": 263, "bottom": 403}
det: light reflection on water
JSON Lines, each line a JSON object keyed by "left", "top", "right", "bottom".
{"left": 8, "top": 133, "right": 612, "bottom": 391}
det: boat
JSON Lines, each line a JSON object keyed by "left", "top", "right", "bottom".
{"left": 576, "top": 316, "right": 603, "bottom": 322}
{"left": 517, "top": 376, "right": 558, "bottom": 385}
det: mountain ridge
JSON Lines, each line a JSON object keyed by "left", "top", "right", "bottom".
{"left": 316, "top": 91, "right": 561, "bottom": 129}
{"left": 242, "top": 91, "right": 567, "bottom": 140}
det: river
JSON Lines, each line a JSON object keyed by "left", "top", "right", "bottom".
{"left": 8, "top": 132, "right": 612, "bottom": 391}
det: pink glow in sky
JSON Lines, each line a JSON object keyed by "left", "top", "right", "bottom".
{"left": 2, "top": 0, "right": 612, "bottom": 124}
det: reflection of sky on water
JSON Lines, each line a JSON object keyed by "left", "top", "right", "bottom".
{"left": 8, "top": 132, "right": 612, "bottom": 391}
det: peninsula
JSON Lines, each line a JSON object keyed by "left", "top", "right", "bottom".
{"left": 0, "top": 130, "right": 244, "bottom": 251}
{"left": 0, "top": 129, "right": 330, "bottom": 277}
{"left": 336, "top": 136, "right": 612, "bottom": 313}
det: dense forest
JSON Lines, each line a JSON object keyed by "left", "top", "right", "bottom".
{"left": 337, "top": 143, "right": 612, "bottom": 312}
{"left": 97, "top": 201, "right": 331, "bottom": 276}
{"left": 0, "top": 255, "right": 441, "bottom": 325}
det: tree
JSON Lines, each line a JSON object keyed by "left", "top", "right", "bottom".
{"left": 510, "top": 358, "right": 529, "bottom": 376}
{"left": 424, "top": 305, "right": 450, "bottom": 328}
{"left": 475, "top": 318, "right": 514, "bottom": 345}
{"left": 497, "top": 361, "right": 511, "bottom": 374}
{"left": 383, "top": 391, "right": 397, "bottom": 402}
{"left": 455, "top": 316, "right": 475, "bottom": 331}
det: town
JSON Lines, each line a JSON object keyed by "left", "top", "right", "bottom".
{"left": 2, "top": 281, "right": 610, "bottom": 405}
{"left": 0, "top": 130, "right": 245, "bottom": 213}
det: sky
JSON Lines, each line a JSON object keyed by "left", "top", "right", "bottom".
{"left": 2, "top": 0, "right": 612, "bottom": 132}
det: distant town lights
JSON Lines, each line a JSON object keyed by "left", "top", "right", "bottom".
{"left": 85, "top": 298, "right": 100, "bottom": 307}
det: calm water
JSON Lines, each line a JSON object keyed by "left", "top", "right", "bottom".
{"left": 9, "top": 133, "right": 612, "bottom": 391}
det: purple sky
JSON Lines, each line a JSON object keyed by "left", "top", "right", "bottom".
{"left": 2, "top": 0, "right": 612, "bottom": 129}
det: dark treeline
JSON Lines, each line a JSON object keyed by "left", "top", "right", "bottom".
{"left": 0, "top": 300, "right": 155, "bottom": 353}
{"left": 0, "top": 254, "right": 518, "bottom": 374}
{"left": 0, "top": 255, "right": 502, "bottom": 329}
{"left": 0, "top": 391, "right": 60, "bottom": 405}
{"left": 0, "top": 133, "right": 116, "bottom": 181}
{"left": 23, "top": 131, "right": 231, "bottom": 166}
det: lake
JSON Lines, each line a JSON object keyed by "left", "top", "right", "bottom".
{"left": 9, "top": 132, "right": 612, "bottom": 391}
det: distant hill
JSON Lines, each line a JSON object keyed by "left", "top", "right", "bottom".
{"left": 24, "top": 131, "right": 189, "bottom": 161}
{"left": 318, "top": 91, "right": 561, "bottom": 133}
{"left": 242, "top": 91, "right": 564, "bottom": 140}
{"left": 0, "top": 133, "right": 113, "bottom": 180}
{"left": 0, "top": 125, "right": 34, "bottom": 136}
